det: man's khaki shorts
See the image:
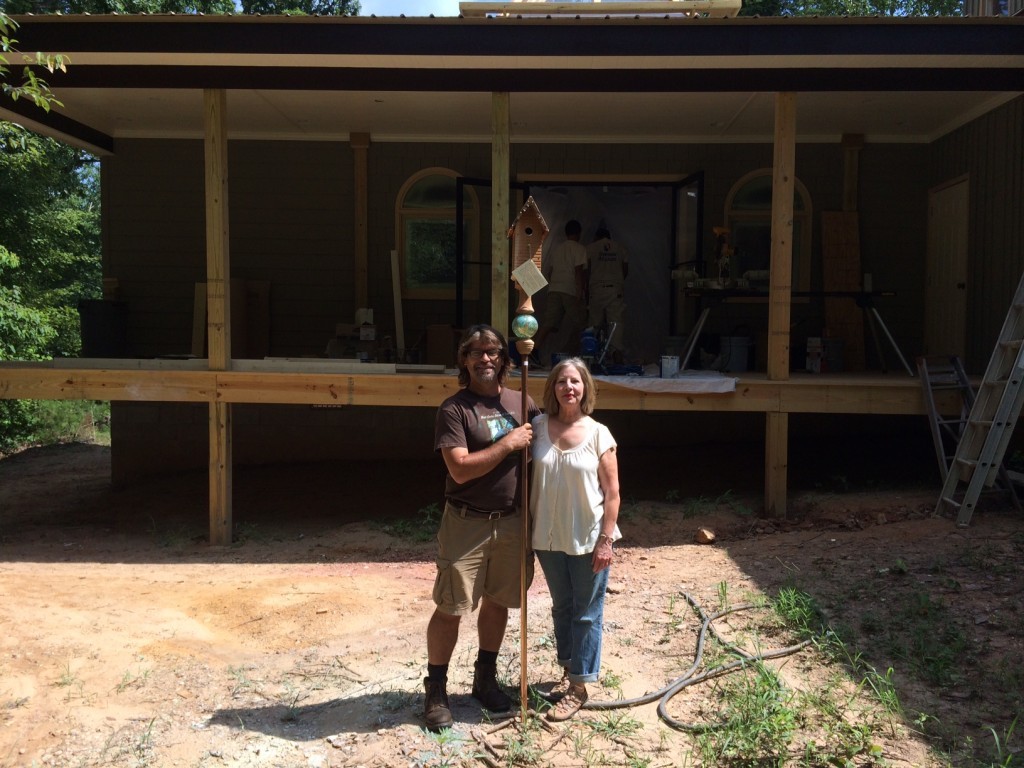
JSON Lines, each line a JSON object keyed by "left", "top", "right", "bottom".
{"left": 432, "top": 503, "right": 534, "bottom": 616}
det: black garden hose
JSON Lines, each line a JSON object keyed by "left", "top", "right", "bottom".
{"left": 580, "top": 590, "right": 812, "bottom": 732}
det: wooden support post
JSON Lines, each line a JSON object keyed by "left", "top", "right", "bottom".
{"left": 204, "top": 88, "right": 232, "bottom": 545}
{"left": 352, "top": 132, "right": 370, "bottom": 310}
{"left": 209, "top": 400, "right": 232, "bottom": 544}
{"left": 765, "top": 92, "right": 796, "bottom": 517}
{"left": 765, "top": 411, "right": 788, "bottom": 518}
{"left": 491, "top": 92, "right": 510, "bottom": 336}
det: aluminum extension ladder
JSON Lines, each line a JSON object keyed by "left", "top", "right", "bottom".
{"left": 934, "top": 271, "right": 1024, "bottom": 526}
{"left": 918, "top": 355, "right": 1019, "bottom": 518}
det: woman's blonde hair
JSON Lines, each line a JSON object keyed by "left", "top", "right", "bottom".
{"left": 542, "top": 357, "right": 597, "bottom": 416}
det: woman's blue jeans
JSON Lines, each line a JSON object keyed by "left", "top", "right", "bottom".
{"left": 535, "top": 549, "right": 609, "bottom": 684}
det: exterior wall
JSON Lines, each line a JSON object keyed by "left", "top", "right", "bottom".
{"left": 103, "top": 139, "right": 354, "bottom": 359}
{"left": 928, "top": 95, "right": 1024, "bottom": 372}
{"left": 101, "top": 134, "right": 944, "bottom": 479}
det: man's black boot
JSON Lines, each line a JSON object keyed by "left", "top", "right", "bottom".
{"left": 423, "top": 677, "right": 453, "bottom": 730}
{"left": 472, "top": 661, "right": 512, "bottom": 713}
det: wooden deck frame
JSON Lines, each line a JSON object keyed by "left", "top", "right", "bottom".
{"left": 0, "top": 365, "right": 939, "bottom": 413}
{"left": 0, "top": 363, "right": 953, "bottom": 540}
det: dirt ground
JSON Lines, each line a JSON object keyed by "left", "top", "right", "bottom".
{"left": 1, "top": 438, "right": 1022, "bottom": 767}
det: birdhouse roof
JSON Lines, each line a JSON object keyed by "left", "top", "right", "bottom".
{"left": 508, "top": 196, "right": 550, "bottom": 239}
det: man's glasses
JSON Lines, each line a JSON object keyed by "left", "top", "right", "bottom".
{"left": 467, "top": 348, "right": 503, "bottom": 360}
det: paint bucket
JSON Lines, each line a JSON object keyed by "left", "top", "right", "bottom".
{"left": 660, "top": 355, "right": 680, "bottom": 378}
{"left": 720, "top": 336, "right": 751, "bottom": 373}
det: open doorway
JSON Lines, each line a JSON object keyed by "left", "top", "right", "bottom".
{"left": 526, "top": 179, "right": 699, "bottom": 363}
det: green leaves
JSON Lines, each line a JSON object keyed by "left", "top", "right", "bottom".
{"left": 739, "top": 0, "right": 964, "bottom": 15}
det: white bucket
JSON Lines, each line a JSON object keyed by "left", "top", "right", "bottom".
{"left": 660, "top": 355, "right": 680, "bottom": 378}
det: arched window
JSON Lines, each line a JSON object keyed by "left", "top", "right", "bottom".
{"left": 724, "top": 170, "right": 812, "bottom": 292}
{"left": 395, "top": 168, "right": 479, "bottom": 300}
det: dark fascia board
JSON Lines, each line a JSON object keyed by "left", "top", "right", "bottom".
{"left": 11, "top": 13, "right": 1024, "bottom": 62}
{"left": 37, "top": 65, "right": 1024, "bottom": 93}
{"left": 0, "top": 96, "right": 114, "bottom": 154}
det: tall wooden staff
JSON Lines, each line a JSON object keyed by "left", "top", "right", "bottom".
{"left": 507, "top": 198, "right": 548, "bottom": 721}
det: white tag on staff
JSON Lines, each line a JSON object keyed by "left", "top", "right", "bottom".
{"left": 512, "top": 259, "right": 548, "bottom": 298}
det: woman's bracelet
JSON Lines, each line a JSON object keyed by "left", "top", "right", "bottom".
{"left": 598, "top": 533, "right": 614, "bottom": 546}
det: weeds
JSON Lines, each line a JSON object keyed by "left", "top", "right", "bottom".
{"left": 694, "top": 662, "right": 798, "bottom": 765}
{"left": 500, "top": 715, "right": 544, "bottom": 765}
{"left": 586, "top": 710, "right": 644, "bottom": 740}
{"left": 55, "top": 660, "right": 85, "bottom": 702}
{"left": 417, "top": 727, "right": 474, "bottom": 767}
{"left": 99, "top": 717, "right": 157, "bottom": 767}
{"left": 681, "top": 489, "right": 753, "bottom": 518}
{"left": 380, "top": 502, "right": 442, "bottom": 542}
{"left": 226, "top": 664, "right": 257, "bottom": 697}
{"left": 114, "top": 667, "right": 151, "bottom": 694}
{"left": 987, "top": 715, "right": 1019, "bottom": 768}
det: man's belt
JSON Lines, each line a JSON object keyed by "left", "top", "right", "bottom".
{"left": 445, "top": 500, "right": 519, "bottom": 520}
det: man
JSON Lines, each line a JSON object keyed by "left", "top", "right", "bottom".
{"left": 533, "top": 219, "right": 588, "bottom": 360}
{"left": 424, "top": 324, "right": 540, "bottom": 730}
{"left": 586, "top": 226, "right": 629, "bottom": 362}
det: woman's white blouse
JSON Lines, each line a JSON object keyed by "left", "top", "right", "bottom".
{"left": 530, "top": 413, "right": 620, "bottom": 555}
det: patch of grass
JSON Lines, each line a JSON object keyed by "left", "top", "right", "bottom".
{"left": 986, "top": 715, "right": 1019, "bottom": 768}
{"left": 55, "top": 660, "right": 85, "bottom": 702}
{"left": 99, "top": 717, "right": 158, "bottom": 767}
{"left": 586, "top": 710, "right": 644, "bottom": 740}
{"left": 417, "top": 726, "right": 475, "bottom": 767}
{"left": 379, "top": 502, "right": 442, "bottom": 542}
{"left": 278, "top": 683, "right": 307, "bottom": 722}
{"left": 226, "top": 664, "right": 258, "bottom": 697}
{"left": 681, "top": 489, "right": 753, "bottom": 518}
{"left": 114, "top": 667, "right": 151, "bottom": 694}
{"left": 499, "top": 714, "right": 545, "bottom": 765}
{"left": 694, "top": 662, "right": 798, "bottom": 766}
{"left": 602, "top": 670, "right": 625, "bottom": 699}
{"left": 772, "top": 587, "right": 821, "bottom": 639}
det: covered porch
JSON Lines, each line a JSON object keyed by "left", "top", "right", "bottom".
{"left": 1, "top": 10, "right": 1021, "bottom": 542}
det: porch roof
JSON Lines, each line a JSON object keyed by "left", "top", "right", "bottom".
{"left": 3, "top": 13, "right": 1022, "bottom": 155}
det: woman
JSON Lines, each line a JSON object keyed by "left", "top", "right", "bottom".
{"left": 530, "top": 357, "right": 621, "bottom": 722}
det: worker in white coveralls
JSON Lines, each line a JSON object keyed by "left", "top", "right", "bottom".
{"left": 585, "top": 227, "right": 629, "bottom": 362}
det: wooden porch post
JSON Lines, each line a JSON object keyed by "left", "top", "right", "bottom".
{"left": 491, "top": 92, "right": 510, "bottom": 336}
{"left": 204, "top": 88, "right": 232, "bottom": 545}
{"left": 765, "top": 92, "right": 796, "bottom": 518}
{"left": 352, "top": 132, "right": 371, "bottom": 310}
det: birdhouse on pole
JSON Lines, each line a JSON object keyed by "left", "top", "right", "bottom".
{"left": 507, "top": 196, "right": 549, "bottom": 315}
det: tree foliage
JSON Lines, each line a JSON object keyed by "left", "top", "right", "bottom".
{"left": 739, "top": 0, "right": 963, "bottom": 14}
{"left": 0, "top": 123, "right": 101, "bottom": 360}
{"left": 0, "top": 0, "right": 360, "bottom": 14}
{"left": 0, "top": 123, "right": 101, "bottom": 451}
{"left": 0, "top": 12, "right": 66, "bottom": 110}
